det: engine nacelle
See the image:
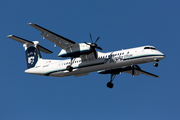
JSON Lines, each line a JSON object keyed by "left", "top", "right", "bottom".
{"left": 58, "top": 43, "right": 91, "bottom": 58}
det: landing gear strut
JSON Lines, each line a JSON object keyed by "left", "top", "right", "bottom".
{"left": 66, "top": 57, "right": 76, "bottom": 72}
{"left": 107, "top": 74, "right": 116, "bottom": 89}
{"left": 153, "top": 60, "right": 159, "bottom": 67}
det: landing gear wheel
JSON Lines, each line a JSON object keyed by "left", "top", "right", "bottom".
{"left": 107, "top": 82, "right": 114, "bottom": 88}
{"left": 153, "top": 62, "right": 158, "bottom": 67}
{"left": 66, "top": 65, "right": 73, "bottom": 72}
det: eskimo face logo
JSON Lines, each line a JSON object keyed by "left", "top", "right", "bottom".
{"left": 28, "top": 56, "right": 35, "bottom": 64}
{"left": 27, "top": 51, "right": 36, "bottom": 64}
{"left": 26, "top": 47, "right": 38, "bottom": 69}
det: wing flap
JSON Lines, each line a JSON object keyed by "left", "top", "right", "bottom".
{"left": 28, "top": 23, "right": 76, "bottom": 48}
{"left": 124, "top": 70, "right": 140, "bottom": 76}
{"left": 41, "top": 32, "right": 68, "bottom": 49}
{"left": 7, "top": 35, "right": 53, "bottom": 54}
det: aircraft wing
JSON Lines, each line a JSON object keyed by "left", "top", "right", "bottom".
{"left": 28, "top": 23, "right": 77, "bottom": 49}
{"left": 99, "top": 66, "right": 159, "bottom": 78}
{"left": 124, "top": 68, "right": 159, "bottom": 78}
{"left": 134, "top": 68, "right": 159, "bottom": 78}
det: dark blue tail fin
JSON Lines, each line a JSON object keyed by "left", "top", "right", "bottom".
{"left": 7, "top": 35, "right": 53, "bottom": 69}
{"left": 25, "top": 45, "right": 39, "bottom": 69}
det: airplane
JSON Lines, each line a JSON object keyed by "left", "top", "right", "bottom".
{"left": 7, "top": 23, "right": 165, "bottom": 88}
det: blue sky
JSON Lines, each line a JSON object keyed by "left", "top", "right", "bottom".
{"left": 1, "top": 0, "right": 180, "bottom": 120}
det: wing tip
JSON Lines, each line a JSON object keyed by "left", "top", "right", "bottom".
{"left": 28, "top": 23, "right": 35, "bottom": 26}
{"left": 7, "top": 35, "right": 14, "bottom": 38}
{"left": 155, "top": 75, "right": 159, "bottom": 78}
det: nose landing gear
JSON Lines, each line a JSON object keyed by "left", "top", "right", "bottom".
{"left": 153, "top": 59, "right": 159, "bottom": 67}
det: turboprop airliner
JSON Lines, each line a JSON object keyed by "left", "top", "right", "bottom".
{"left": 7, "top": 23, "right": 165, "bottom": 88}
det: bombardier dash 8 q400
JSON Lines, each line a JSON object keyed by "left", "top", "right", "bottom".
{"left": 7, "top": 23, "right": 165, "bottom": 88}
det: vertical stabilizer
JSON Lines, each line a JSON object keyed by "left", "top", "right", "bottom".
{"left": 7, "top": 35, "right": 53, "bottom": 69}
{"left": 24, "top": 41, "right": 40, "bottom": 69}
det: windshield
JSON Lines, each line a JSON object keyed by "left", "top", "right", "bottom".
{"left": 144, "top": 47, "right": 157, "bottom": 50}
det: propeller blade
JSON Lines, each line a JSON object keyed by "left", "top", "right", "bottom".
{"left": 84, "top": 42, "right": 91, "bottom": 45}
{"left": 96, "top": 46, "right": 103, "bottom": 50}
{"left": 90, "top": 33, "right": 93, "bottom": 43}
{"left": 92, "top": 48, "right": 97, "bottom": 59}
{"left": 95, "top": 37, "right": 100, "bottom": 43}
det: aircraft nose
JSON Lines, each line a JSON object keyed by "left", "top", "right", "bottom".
{"left": 157, "top": 50, "right": 165, "bottom": 59}
{"left": 155, "top": 50, "right": 165, "bottom": 60}
{"left": 161, "top": 55, "right": 165, "bottom": 59}
{"left": 163, "top": 54, "right": 165, "bottom": 58}
{"left": 160, "top": 53, "right": 165, "bottom": 60}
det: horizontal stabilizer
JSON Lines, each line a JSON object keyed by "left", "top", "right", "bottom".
{"left": 7, "top": 35, "right": 53, "bottom": 54}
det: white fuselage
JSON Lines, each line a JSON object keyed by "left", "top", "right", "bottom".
{"left": 25, "top": 46, "right": 165, "bottom": 77}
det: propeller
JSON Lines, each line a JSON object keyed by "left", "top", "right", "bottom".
{"left": 84, "top": 34, "right": 103, "bottom": 59}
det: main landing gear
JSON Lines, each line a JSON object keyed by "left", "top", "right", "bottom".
{"left": 66, "top": 57, "right": 76, "bottom": 72}
{"left": 66, "top": 65, "right": 73, "bottom": 72}
{"left": 107, "top": 74, "right": 117, "bottom": 89}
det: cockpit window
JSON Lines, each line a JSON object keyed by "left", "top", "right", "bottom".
{"left": 144, "top": 47, "right": 156, "bottom": 50}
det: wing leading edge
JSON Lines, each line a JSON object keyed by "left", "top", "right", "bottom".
{"left": 28, "top": 23, "right": 77, "bottom": 49}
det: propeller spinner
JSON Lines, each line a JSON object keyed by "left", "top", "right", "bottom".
{"left": 84, "top": 34, "right": 103, "bottom": 59}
